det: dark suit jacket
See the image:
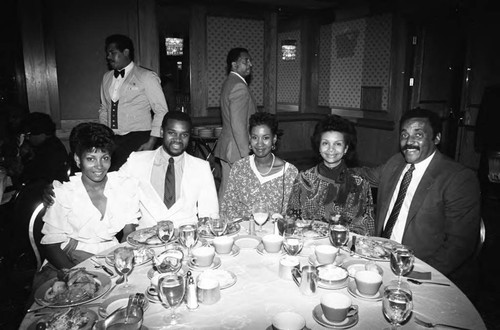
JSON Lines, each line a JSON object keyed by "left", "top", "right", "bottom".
{"left": 362, "top": 151, "right": 481, "bottom": 281}
{"left": 214, "top": 72, "right": 257, "bottom": 164}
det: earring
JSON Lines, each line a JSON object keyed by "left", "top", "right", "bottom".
{"left": 249, "top": 144, "right": 252, "bottom": 150}
{"left": 272, "top": 145, "right": 276, "bottom": 150}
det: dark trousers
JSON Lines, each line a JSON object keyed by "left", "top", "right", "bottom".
{"left": 110, "top": 131, "right": 151, "bottom": 172}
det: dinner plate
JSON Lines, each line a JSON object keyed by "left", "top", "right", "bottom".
{"left": 302, "top": 221, "right": 329, "bottom": 240}
{"left": 98, "top": 293, "right": 150, "bottom": 318}
{"left": 199, "top": 222, "right": 241, "bottom": 239}
{"left": 105, "top": 247, "right": 155, "bottom": 267}
{"left": 342, "top": 259, "right": 384, "bottom": 277}
{"left": 28, "top": 307, "right": 97, "bottom": 330}
{"left": 34, "top": 271, "right": 112, "bottom": 308}
{"left": 256, "top": 243, "right": 286, "bottom": 256}
{"left": 127, "top": 226, "right": 165, "bottom": 247}
{"left": 312, "top": 304, "right": 358, "bottom": 329}
{"left": 197, "top": 269, "right": 237, "bottom": 289}
{"left": 188, "top": 256, "right": 221, "bottom": 271}
{"left": 342, "top": 236, "right": 401, "bottom": 262}
{"left": 347, "top": 279, "right": 383, "bottom": 301}
{"left": 234, "top": 235, "right": 262, "bottom": 249}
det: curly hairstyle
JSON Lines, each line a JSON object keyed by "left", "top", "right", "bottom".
{"left": 69, "top": 122, "right": 115, "bottom": 158}
{"left": 249, "top": 112, "right": 279, "bottom": 136}
{"left": 399, "top": 107, "right": 442, "bottom": 139}
{"left": 105, "top": 34, "right": 134, "bottom": 61}
{"left": 312, "top": 114, "right": 358, "bottom": 165}
{"left": 226, "top": 48, "right": 248, "bottom": 75}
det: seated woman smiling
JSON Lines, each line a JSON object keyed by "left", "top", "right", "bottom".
{"left": 287, "top": 115, "right": 375, "bottom": 235}
{"left": 33, "top": 123, "right": 140, "bottom": 289}
{"left": 221, "top": 112, "right": 299, "bottom": 219}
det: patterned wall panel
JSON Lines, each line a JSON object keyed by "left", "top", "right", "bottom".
{"left": 318, "top": 14, "right": 392, "bottom": 110}
{"left": 207, "top": 16, "right": 264, "bottom": 108}
{"left": 277, "top": 30, "right": 301, "bottom": 104}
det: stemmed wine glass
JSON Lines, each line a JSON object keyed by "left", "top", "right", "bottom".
{"left": 252, "top": 201, "right": 269, "bottom": 233}
{"left": 113, "top": 247, "right": 135, "bottom": 288}
{"left": 208, "top": 214, "right": 228, "bottom": 237}
{"left": 282, "top": 228, "right": 304, "bottom": 256}
{"left": 390, "top": 246, "right": 415, "bottom": 285}
{"left": 179, "top": 224, "right": 199, "bottom": 258}
{"left": 329, "top": 218, "right": 350, "bottom": 248}
{"left": 158, "top": 273, "right": 186, "bottom": 326}
{"left": 382, "top": 280, "right": 413, "bottom": 329}
{"left": 157, "top": 220, "right": 175, "bottom": 247}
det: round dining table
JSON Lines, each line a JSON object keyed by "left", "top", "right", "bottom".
{"left": 20, "top": 221, "right": 486, "bottom": 330}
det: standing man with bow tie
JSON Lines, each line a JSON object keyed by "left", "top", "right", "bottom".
{"left": 99, "top": 34, "right": 168, "bottom": 171}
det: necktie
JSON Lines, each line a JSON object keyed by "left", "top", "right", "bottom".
{"left": 164, "top": 158, "right": 175, "bottom": 208}
{"left": 382, "top": 164, "right": 415, "bottom": 238}
{"left": 114, "top": 69, "right": 125, "bottom": 78}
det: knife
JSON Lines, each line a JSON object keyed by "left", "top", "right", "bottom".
{"left": 90, "top": 258, "right": 114, "bottom": 276}
{"left": 350, "top": 235, "right": 356, "bottom": 254}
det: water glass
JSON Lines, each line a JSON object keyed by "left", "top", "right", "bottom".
{"left": 329, "top": 220, "right": 349, "bottom": 248}
{"left": 282, "top": 229, "right": 304, "bottom": 256}
{"left": 252, "top": 201, "right": 269, "bottom": 233}
{"left": 158, "top": 273, "right": 186, "bottom": 325}
{"left": 179, "top": 224, "right": 198, "bottom": 257}
{"left": 208, "top": 215, "right": 228, "bottom": 237}
{"left": 157, "top": 220, "right": 175, "bottom": 245}
{"left": 390, "top": 246, "right": 415, "bottom": 283}
{"left": 114, "top": 247, "right": 135, "bottom": 288}
{"left": 382, "top": 280, "right": 413, "bottom": 329}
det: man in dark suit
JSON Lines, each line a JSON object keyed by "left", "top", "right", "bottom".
{"left": 214, "top": 48, "right": 257, "bottom": 198}
{"left": 363, "top": 108, "right": 480, "bottom": 296}
{"left": 98, "top": 34, "right": 168, "bottom": 171}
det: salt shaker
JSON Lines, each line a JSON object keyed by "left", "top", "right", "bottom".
{"left": 186, "top": 273, "right": 198, "bottom": 310}
{"left": 249, "top": 216, "right": 255, "bottom": 235}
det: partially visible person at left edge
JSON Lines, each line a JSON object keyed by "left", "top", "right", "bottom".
{"left": 99, "top": 34, "right": 168, "bottom": 171}
{"left": 361, "top": 108, "right": 481, "bottom": 297}
{"left": 33, "top": 122, "right": 140, "bottom": 291}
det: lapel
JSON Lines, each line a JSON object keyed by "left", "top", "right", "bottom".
{"left": 103, "top": 72, "right": 113, "bottom": 102}
{"left": 376, "top": 160, "right": 407, "bottom": 235}
{"left": 403, "top": 152, "right": 442, "bottom": 229}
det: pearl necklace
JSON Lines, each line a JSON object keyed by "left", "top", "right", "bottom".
{"left": 256, "top": 153, "right": 275, "bottom": 176}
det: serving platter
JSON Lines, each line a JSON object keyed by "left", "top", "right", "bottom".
{"left": 127, "top": 226, "right": 165, "bottom": 247}
{"left": 105, "top": 247, "right": 155, "bottom": 267}
{"left": 28, "top": 307, "right": 97, "bottom": 330}
{"left": 342, "top": 236, "right": 401, "bottom": 262}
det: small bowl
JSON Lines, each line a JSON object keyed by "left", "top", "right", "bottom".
{"left": 317, "top": 264, "right": 348, "bottom": 286}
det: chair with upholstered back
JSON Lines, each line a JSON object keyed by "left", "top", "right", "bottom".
{"left": 28, "top": 203, "right": 46, "bottom": 271}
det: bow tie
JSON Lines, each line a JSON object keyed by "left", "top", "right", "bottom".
{"left": 113, "top": 69, "right": 125, "bottom": 78}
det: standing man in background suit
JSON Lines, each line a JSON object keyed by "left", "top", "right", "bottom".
{"left": 215, "top": 48, "right": 257, "bottom": 198}
{"left": 99, "top": 34, "right": 168, "bottom": 171}
{"left": 362, "top": 108, "right": 481, "bottom": 298}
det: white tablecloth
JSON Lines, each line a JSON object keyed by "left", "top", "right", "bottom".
{"left": 20, "top": 222, "right": 486, "bottom": 329}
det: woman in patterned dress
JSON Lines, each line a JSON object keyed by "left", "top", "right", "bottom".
{"left": 220, "top": 112, "right": 298, "bottom": 219}
{"left": 287, "top": 115, "right": 375, "bottom": 235}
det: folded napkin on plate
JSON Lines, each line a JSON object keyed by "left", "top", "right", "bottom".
{"left": 405, "top": 271, "right": 432, "bottom": 280}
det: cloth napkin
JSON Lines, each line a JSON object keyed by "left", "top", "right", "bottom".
{"left": 405, "top": 270, "right": 432, "bottom": 280}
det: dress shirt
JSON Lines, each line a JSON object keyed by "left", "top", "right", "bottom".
{"left": 151, "top": 148, "right": 184, "bottom": 202}
{"left": 110, "top": 61, "right": 133, "bottom": 102}
{"left": 230, "top": 71, "right": 248, "bottom": 85}
{"left": 384, "top": 151, "right": 436, "bottom": 242}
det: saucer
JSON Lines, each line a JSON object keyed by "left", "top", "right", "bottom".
{"left": 342, "top": 259, "right": 384, "bottom": 277}
{"left": 144, "top": 289, "right": 162, "bottom": 304}
{"left": 347, "top": 279, "right": 383, "bottom": 301}
{"left": 197, "top": 269, "right": 237, "bottom": 289}
{"left": 308, "top": 253, "right": 345, "bottom": 267}
{"left": 312, "top": 305, "right": 358, "bottom": 329}
{"left": 217, "top": 244, "right": 240, "bottom": 257}
{"left": 188, "top": 256, "right": 221, "bottom": 271}
{"left": 98, "top": 293, "right": 150, "bottom": 318}
{"left": 234, "top": 235, "right": 262, "bottom": 249}
{"left": 318, "top": 276, "right": 349, "bottom": 290}
{"left": 256, "top": 243, "right": 285, "bottom": 256}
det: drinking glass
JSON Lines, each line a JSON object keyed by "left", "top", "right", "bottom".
{"left": 158, "top": 273, "right": 186, "bottom": 326}
{"left": 382, "top": 280, "right": 413, "bottom": 329}
{"left": 208, "top": 215, "right": 228, "bottom": 237}
{"left": 252, "top": 201, "right": 269, "bottom": 233}
{"left": 390, "top": 246, "right": 415, "bottom": 284}
{"left": 157, "top": 220, "right": 175, "bottom": 247}
{"left": 113, "top": 247, "right": 135, "bottom": 288}
{"left": 179, "top": 224, "right": 198, "bottom": 258}
{"left": 282, "top": 229, "right": 304, "bottom": 256}
{"left": 329, "top": 219, "right": 350, "bottom": 248}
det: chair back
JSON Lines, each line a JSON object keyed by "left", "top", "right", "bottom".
{"left": 28, "top": 203, "right": 45, "bottom": 271}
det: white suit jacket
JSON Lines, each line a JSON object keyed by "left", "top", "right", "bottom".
{"left": 119, "top": 148, "right": 219, "bottom": 229}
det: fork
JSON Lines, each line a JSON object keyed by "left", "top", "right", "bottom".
{"left": 414, "top": 316, "right": 472, "bottom": 329}
{"left": 90, "top": 258, "right": 115, "bottom": 276}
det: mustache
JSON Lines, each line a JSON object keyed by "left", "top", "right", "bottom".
{"left": 402, "top": 145, "right": 420, "bottom": 151}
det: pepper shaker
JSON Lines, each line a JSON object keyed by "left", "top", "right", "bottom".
{"left": 186, "top": 276, "right": 198, "bottom": 310}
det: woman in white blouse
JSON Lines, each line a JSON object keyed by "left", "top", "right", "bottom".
{"left": 33, "top": 122, "right": 140, "bottom": 288}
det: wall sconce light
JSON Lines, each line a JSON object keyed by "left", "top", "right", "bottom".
{"left": 281, "top": 40, "right": 297, "bottom": 61}
{"left": 165, "top": 37, "right": 183, "bottom": 56}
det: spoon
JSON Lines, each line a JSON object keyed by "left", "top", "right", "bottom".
{"left": 407, "top": 278, "right": 450, "bottom": 286}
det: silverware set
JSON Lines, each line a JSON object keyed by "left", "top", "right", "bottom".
{"left": 407, "top": 278, "right": 450, "bottom": 286}
{"left": 414, "top": 316, "right": 472, "bottom": 329}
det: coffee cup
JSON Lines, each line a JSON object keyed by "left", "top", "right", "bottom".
{"left": 191, "top": 246, "right": 215, "bottom": 267}
{"left": 213, "top": 236, "right": 234, "bottom": 254}
{"left": 278, "top": 255, "right": 300, "bottom": 280}
{"left": 147, "top": 273, "right": 161, "bottom": 296}
{"left": 197, "top": 278, "right": 220, "bottom": 305}
{"left": 262, "top": 234, "right": 283, "bottom": 253}
{"left": 354, "top": 270, "right": 383, "bottom": 296}
{"left": 272, "top": 311, "right": 305, "bottom": 330}
{"left": 320, "top": 292, "right": 357, "bottom": 323}
{"left": 314, "top": 245, "right": 338, "bottom": 264}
